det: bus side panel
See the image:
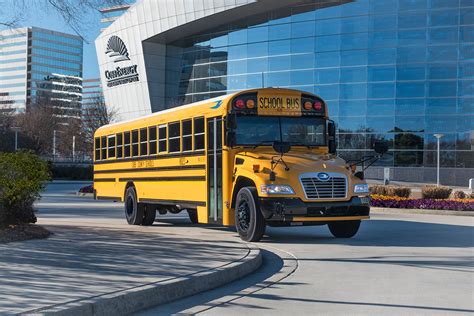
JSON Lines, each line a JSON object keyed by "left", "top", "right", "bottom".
{"left": 197, "top": 206, "right": 208, "bottom": 224}
{"left": 134, "top": 178, "right": 206, "bottom": 207}
{"left": 94, "top": 181, "right": 122, "bottom": 201}
{"left": 222, "top": 149, "right": 234, "bottom": 226}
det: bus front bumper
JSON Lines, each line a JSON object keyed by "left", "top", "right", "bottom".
{"left": 258, "top": 196, "right": 370, "bottom": 222}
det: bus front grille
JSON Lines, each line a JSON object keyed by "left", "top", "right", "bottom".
{"left": 300, "top": 175, "right": 347, "bottom": 199}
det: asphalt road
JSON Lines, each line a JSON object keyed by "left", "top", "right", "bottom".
{"left": 40, "top": 183, "right": 474, "bottom": 315}
{"left": 139, "top": 209, "right": 474, "bottom": 315}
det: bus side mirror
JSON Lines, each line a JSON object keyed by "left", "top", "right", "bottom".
{"left": 225, "top": 131, "right": 236, "bottom": 147}
{"left": 226, "top": 114, "right": 237, "bottom": 130}
{"left": 328, "top": 121, "right": 337, "bottom": 154}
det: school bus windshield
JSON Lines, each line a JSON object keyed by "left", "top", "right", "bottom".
{"left": 234, "top": 116, "right": 326, "bottom": 147}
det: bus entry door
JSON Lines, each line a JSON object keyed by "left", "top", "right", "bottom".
{"left": 207, "top": 117, "right": 223, "bottom": 223}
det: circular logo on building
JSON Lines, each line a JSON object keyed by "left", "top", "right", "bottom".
{"left": 105, "top": 35, "right": 130, "bottom": 63}
{"left": 317, "top": 172, "right": 330, "bottom": 181}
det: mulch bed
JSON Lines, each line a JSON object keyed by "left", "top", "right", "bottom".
{"left": 0, "top": 224, "right": 51, "bottom": 244}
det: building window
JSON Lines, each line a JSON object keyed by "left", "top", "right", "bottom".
{"left": 94, "top": 137, "right": 100, "bottom": 161}
{"left": 107, "top": 135, "right": 116, "bottom": 159}
{"left": 194, "top": 117, "right": 205, "bottom": 150}
{"left": 182, "top": 119, "right": 192, "bottom": 151}
{"left": 158, "top": 125, "right": 167, "bottom": 153}
{"left": 124, "top": 131, "right": 131, "bottom": 158}
{"left": 101, "top": 136, "right": 106, "bottom": 160}
{"left": 140, "top": 128, "right": 148, "bottom": 156}
{"left": 132, "top": 130, "right": 139, "bottom": 157}
{"left": 149, "top": 126, "right": 157, "bottom": 155}
{"left": 168, "top": 122, "right": 180, "bottom": 153}
{"left": 116, "top": 133, "right": 123, "bottom": 159}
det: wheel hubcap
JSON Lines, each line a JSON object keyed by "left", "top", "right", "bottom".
{"left": 237, "top": 199, "right": 251, "bottom": 232}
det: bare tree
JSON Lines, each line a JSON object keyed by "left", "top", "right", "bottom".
{"left": 1, "top": 0, "right": 128, "bottom": 39}
{"left": 82, "top": 96, "right": 117, "bottom": 156}
{"left": 15, "top": 101, "right": 60, "bottom": 156}
{"left": 0, "top": 107, "right": 15, "bottom": 152}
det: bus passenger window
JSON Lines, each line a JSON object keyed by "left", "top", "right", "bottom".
{"left": 132, "top": 130, "right": 139, "bottom": 157}
{"left": 101, "top": 136, "right": 106, "bottom": 160}
{"left": 158, "top": 125, "right": 167, "bottom": 153}
{"left": 182, "top": 119, "right": 192, "bottom": 151}
{"left": 168, "top": 122, "right": 180, "bottom": 153}
{"left": 107, "top": 135, "right": 116, "bottom": 159}
{"left": 116, "top": 133, "right": 123, "bottom": 159}
{"left": 149, "top": 126, "right": 157, "bottom": 155}
{"left": 140, "top": 128, "right": 148, "bottom": 156}
{"left": 94, "top": 137, "right": 100, "bottom": 161}
{"left": 124, "top": 131, "right": 131, "bottom": 158}
{"left": 194, "top": 117, "right": 205, "bottom": 150}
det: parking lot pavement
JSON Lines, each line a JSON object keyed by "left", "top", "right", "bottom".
{"left": 141, "top": 212, "right": 474, "bottom": 315}
{"left": 0, "top": 183, "right": 256, "bottom": 314}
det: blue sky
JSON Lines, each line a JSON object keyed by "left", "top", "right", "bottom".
{"left": 1, "top": 2, "right": 105, "bottom": 79}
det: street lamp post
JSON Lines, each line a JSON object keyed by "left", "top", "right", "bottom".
{"left": 72, "top": 135, "right": 76, "bottom": 162}
{"left": 53, "top": 130, "right": 57, "bottom": 161}
{"left": 11, "top": 127, "right": 21, "bottom": 151}
{"left": 434, "top": 134, "right": 444, "bottom": 186}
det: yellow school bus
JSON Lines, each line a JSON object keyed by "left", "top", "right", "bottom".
{"left": 93, "top": 88, "right": 371, "bottom": 242}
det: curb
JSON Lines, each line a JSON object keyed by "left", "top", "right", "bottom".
{"left": 372, "top": 207, "right": 474, "bottom": 217}
{"left": 28, "top": 245, "right": 262, "bottom": 316}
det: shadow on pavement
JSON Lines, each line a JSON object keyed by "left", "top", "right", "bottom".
{"left": 261, "top": 220, "right": 474, "bottom": 248}
{"left": 137, "top": 249, "right": 287, "bottom": 315}
{"left": 0, "top": 225, "right": 246, "bottom": 314}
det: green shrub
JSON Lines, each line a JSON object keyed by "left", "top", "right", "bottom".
{"left": 0, "top": 151, "right": 50, "bottom": 227}
{"left": 421, "top": 186, "right": 452, "bottom": 199}
{"left": 452, "top": 191, "right": 466, "bottom": 199}
{"left": 369, "top": 185, "right": 388, "bottom": 195}
{"left": 470, "top": 192, "right": 474, "bottom": 199}
{"left": 369, "top": 185, "right": 411, "bottom": 198}
{"left": 387, "top": 186, "right": 411, "bottom": 198}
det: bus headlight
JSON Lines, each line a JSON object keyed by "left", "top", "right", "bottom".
{"left": 260, "top": 184, "right": 295, "bottom": 195}
{"left": 354, "top": 184, "right": 369, "bottom": 194}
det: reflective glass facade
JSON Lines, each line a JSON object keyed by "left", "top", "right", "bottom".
{"left": 0, "top": 27, "right": 83, "bottom": 117}
{"left": 166, "top": 0, "right": 474, "bottom": 169}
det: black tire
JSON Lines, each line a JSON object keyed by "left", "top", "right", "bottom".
{"left": 124, "top": 186, "right": 144, "bottom": 225}
{"left": 235, "top": 187, "right": 266, "bottom": 242}
{"left": 142, "top": 204, "right": 156, "bottom": 226}
{"left": 328, "top": 220, "right": 361, "bottom": 238}
{"left": 187, "top": 209, "right": 198, "bottom": 224}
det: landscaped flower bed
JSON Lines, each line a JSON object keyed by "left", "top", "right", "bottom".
{"left": 370, "top": 194, "right": 474, "bottom": 211}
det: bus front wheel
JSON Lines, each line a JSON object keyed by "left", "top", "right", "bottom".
{"left": 124, "top": 186, "right": 144, "bottom": 225}
{"left": 328, "top": 220, "right": 361, "bottom": 238}
{"left": 235, "top": 187, "right": 265, "bottom": 242}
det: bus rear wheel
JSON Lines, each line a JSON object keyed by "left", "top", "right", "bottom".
{"left": 142, "top": 205, "right": 156, "bottom": 226}
{"left": 235, "top": 187, "right": 265, "bottom": 242}
{"left": 124, "top": 186, "right": 145, "bottom": 225}
{"left": 328, "top": 220, "right": 361, "bottom": 238}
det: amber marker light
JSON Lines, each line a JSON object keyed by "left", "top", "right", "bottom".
{"left": 253, "top": 164, "right": 260, "bottom": 173}
{"left": 246, "top": 99, "right": 255, "bottom": 108}
{"left": 303, "top": 101, "right": 312, "bottom": 110}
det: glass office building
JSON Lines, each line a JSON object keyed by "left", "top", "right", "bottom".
{"left": 166, "top": 0, "right": 473, "bottom": 172}
{"left": 97, "top": 0, "right": 473, "bottom": 184}
{"left": 0, "top": 27, "right": 83, "bottom": 118}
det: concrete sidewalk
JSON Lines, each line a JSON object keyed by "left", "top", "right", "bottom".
{"left": 0, "top": 184, "right": 261, "bottom": 315}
